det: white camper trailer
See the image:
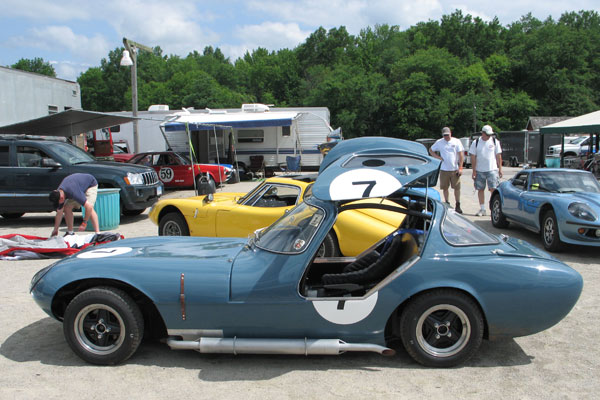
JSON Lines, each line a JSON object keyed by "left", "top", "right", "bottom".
{"left": 159, "top": 104, "right": 334, "bottom": 171}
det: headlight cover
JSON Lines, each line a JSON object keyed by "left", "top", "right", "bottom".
{"left": 568, "top": 202, "right": 597, "bottom": 221}
{"left": 125, "top": 172, "right": 144, "bottom": 185}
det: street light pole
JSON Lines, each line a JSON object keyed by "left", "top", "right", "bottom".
{"left": 120, "top": 37, "right": 153, "bottom": 154}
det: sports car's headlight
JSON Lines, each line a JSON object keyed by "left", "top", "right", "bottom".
{"left": 568, "top": 202, "right": 597, "bottom": 221}
{"left": 124, "top": 172, "right": 144, "bottom": 185}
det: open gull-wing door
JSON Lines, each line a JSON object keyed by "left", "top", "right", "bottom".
{"left": 313, "top": 137, "right": 440, "bottom": 201}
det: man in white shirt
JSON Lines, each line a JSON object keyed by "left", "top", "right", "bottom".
{"left": 469, "top": 125, "right": 503, "bottom": 216}
{"left": 429, "top": 127, "right": 464, "bottom": 213}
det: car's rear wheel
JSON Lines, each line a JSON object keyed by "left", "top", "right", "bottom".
{"left": 63, "top": 287, "right": 144, "bottom": 365}
{"left": 316, "top": 231, "right": 340, "bottom": 257}
{"left": 1, "top": 213, "right": 25, "bottom": 219}
{"left": 490, "top": 194, "right": 509, "bottom": 228}
{"left": 159, "top": 212, "right": 190, "bottom": 236}
{"left": 542, "top": 209, "right": 563, "bottom": 252}
{"left": 400, "top": 289, "right": 483, "bottom": 367}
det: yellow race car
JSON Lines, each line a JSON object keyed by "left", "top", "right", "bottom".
{"left": 148, "top": 176, "right": 406, "bottom": 257}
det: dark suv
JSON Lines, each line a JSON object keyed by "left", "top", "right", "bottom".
{"left": 0, "top": 137, "right": 163, "bottom": 218}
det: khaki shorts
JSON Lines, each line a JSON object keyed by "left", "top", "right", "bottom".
{"left": 439, "top": 170, "right": 461, "bottom": 190}
{"left": 64, "top": 185, "right": 98, "bottom": 210}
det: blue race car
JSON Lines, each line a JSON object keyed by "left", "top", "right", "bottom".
{"left": 491, "top": 168, "right": 600, "bottom": 252}
{"left": 30, "top": 137, "right": 582, "bottom": 367}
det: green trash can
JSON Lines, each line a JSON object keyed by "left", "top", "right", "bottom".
{"left": 82, "top": 188, "right": 121, "bottom": 231}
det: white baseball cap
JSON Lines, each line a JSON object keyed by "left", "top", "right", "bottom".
{"left": 481, "top": 125, "right": 494, "bottom": 135}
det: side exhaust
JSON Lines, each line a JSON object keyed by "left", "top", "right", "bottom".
{"left": 166, "top": 337, "right": 395, "bottom": 356}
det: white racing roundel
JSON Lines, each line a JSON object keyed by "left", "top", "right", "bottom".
{"left": 159, "top": 167, "right": 174, "bottom": 182}
{"left": 77, "top": 247, "right": 133, "bottom": 259}
{"left": 312, "top": 292, "right": 378, "bottom": 325}
{"left": 329, "top": 169, "right": 401, "bottom": 201}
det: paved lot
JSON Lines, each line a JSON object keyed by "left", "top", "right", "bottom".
{"left": 1, "top": 167, "right": 598, "bottom": 399}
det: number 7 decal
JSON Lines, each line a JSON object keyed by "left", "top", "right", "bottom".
{"left": 352, "top": 180, "right": 376, "bottom": 197}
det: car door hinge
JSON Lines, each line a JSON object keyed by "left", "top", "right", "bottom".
{"left": 180, "top": 273, "right": 186, "bottom": 321}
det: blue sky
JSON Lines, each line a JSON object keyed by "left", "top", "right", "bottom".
{"left": 1, "top": 0, "right": 598, "bottom": 81}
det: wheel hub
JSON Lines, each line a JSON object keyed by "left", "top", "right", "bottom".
{"left": 434, "top": 321, "right": 452, "bottom": 339}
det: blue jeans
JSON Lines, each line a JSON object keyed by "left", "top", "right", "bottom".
{"left": 474, "top": 170, "right": 499, "bottom": 190}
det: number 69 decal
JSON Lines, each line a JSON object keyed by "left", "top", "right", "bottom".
{"left": 329, "top": 169, "right": 402, "bottom": 200}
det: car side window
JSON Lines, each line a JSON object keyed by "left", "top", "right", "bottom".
{"left": 512, "top": 173, "right": 528, "bottom": 190}
{"left": 16, "top": 146, "right": 53, "bottom": 167}
{"left": 0, "top": 146, "right": 9, "bottom": 166}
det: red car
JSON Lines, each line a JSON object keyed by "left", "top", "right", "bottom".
{"left": 128, "top": 151, "right": 232, "bottom": 188}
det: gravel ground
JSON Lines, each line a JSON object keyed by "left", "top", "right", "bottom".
{"left": 1, "top": 167, "right": 598, "bottom": 399}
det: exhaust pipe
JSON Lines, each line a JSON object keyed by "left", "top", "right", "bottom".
{"left": 167, "top": 337, "right": 395, "bottom": 356}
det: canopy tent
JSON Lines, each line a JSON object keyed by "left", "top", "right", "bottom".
{"left": 537, "top": 110, "right": 600, "bottom": 167}
{"left": 162, "top": 111, "right": 300, "bottom": 131}
{"left": 0, "top": 109, "right": 136, "bottom": 137}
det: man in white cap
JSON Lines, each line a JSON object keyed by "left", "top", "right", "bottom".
{"left": 469, "top": 125, "right": 503, "bottom": 216}
{"left": 429, "top": 126, "right": 464, "bottom": 213}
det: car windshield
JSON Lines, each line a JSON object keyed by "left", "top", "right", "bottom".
{"left": 255, "top": 202, "right": 324, "bottom": 254}
{"left": 442, "top": 210, "right": 498, "bottom": 246}
{"left": 53, "top": 142, "right": 95, "bottom": 164}
{"left": 530, "top": 171, "right": 600, "bottom": 193}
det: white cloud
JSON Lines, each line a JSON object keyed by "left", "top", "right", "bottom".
{"left": 233, "top": 22, "right": 311, "bottom": 53}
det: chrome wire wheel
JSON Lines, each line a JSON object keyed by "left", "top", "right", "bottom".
{"left": 415, "top": 304, "right": 471, "bottom": 358}
{"left": 73, "top": 304, "right": 125, "bottom": 356}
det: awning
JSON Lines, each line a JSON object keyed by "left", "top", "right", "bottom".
{"left": 162, "top": 111, "right": 300, "bottom": 131}
{"left": 540, "top": 110, "right": 600, "bottom": 135}
{"left": 0, "top": 109, "right": 136, "bottom": 137}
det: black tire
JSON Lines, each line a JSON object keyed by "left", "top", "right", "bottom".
{"left": 63, "top": 287, "right": 144, "bottom": 365}
{"left": 316, "top": 231, "right": 340, "bottom": 257}
{"left": 541, "top": 209, "right": 563, "bottom": 252}
{"left": 159, "top": 212, "right": 190, "bottom": 236}
{"left": 122, "top": 208, "right": 145, "bottom": 217}
{"left": 400, "top": 289, "right": 484, "bottom": 368}
{"left": 490, "top": 194, "right": 509, "bottom": 228}
{"left": 196, "top": 175, "right": 216, "bottom": 195}
{"left": 1, "top": 213, "right": 25, "bottom": 219}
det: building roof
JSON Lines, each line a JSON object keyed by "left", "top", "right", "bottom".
{"left": 526, "top": 116, "right": 572, "bottom": 131}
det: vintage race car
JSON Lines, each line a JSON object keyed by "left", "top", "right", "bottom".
{"left": 491, "top": 168, "right": 600, "bottom": 251}
{"left": 148, "top": 175, "right": 438, "bottom": 257}
{"left": 30, "top": 137, "right": 582, "bottom": 367}
{"left": 128, "top": 151, "right": 232, "bottom": 187}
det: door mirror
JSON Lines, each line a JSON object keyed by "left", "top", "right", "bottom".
{"left": 41, "top": 158, "right": 61, "bottom": 168}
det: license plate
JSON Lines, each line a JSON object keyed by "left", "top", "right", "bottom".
{"left": 157, "top": 186, "right": 163, "bottom": 196}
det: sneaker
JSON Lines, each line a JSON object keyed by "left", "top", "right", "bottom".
{"left": 63, "top": 232, "right": 74, "bottom": 237}
{"left": 455, "top": 203, "right": 463, "bottom": 214}
{"left": 475, "top": 209, "right": 486, "bottom": 216}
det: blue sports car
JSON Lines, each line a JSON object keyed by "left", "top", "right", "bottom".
{"left": 491, "top": 168, "right": 600, "bottom": 252}
{"left": 30, "top": 138, "right": 582, "bottom": 368}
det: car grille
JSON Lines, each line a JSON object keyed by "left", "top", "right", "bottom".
{"left": 142, "top": 171, "right": 159, "bottom": 185}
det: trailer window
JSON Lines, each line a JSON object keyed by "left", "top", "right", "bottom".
{"left": 238, "top": 130, "right": 264, "bottom": 143}
{"left": 282, "top": 126, "right": 291, "bottom": 137}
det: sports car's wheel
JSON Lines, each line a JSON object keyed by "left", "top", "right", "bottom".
{"left": 316, "top": 231, "right": 340, "bottom": 257}
{"left": 1, "top": 213, "right": 24, "bottom": 219}
{"left": 159, "top": 212, "right": 190, "bottom": 236}
{"left": 542, "top": 209, "right": 563, "bottom": 252}
{"left": 400, "top": 289, "right": 484, "bottom": 368}
{"left": 491, "top": 194, "right": 509, "bottom": 228}
{"left": 63, "top": 287, "right": 144, "bottom": 365}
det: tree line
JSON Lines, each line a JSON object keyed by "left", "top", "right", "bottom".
{"left": 12, "top": 10, "right": 600, "bottom": 139}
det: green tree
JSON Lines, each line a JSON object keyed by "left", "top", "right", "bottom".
{"left": 11, "top": 57, "right": 56, "bottom": 77}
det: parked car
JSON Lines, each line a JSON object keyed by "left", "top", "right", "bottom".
{"left": 0, "top": 136, "right": 163, "bottom": 218}
{"left": 546, "top": 136, "right": 592, "bottom": 157}
{"left": 491, "top": 168, "right": 600, "bottom": 251}
{"left": 128, "top": 151, "right": 232, "bottom": 189}
{"left": 111, "top": 144, "right": 135, "bottom": 163}
{"left": 149, "top": 175, "right": 421, "bottom": 257}
{"left": 29, "top": 137, "right": 582, "bottom": 368}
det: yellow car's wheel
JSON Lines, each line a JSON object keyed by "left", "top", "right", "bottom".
{"left": 159, "top": 212, "right": 190, "bottom": 236}
{"left": 317, "top": 231, "right": 340, "bottom": 257}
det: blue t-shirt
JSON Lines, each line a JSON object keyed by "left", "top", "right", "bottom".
{"left": 58, "top": 173, "right": 98, "bottom": 209}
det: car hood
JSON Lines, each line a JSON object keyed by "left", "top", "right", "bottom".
{"left": 75, "top": 236, "right": 246, "bottom": 263}
{"left": 568, "top": 192, "right": 600, "bottom": 208}
{"left": 313, "top": 137, "right": 440, "bottom": 201}
{"left": 74, "top": 160, "right": 154, "bottom": 174}
{"left": 502, "top": 236, "right": 562, "bottom": 261}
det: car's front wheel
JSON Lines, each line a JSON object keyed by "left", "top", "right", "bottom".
{"left": 491, "top": 194, "right": 509, "bottom": 228}
{"left": 159, "top": 212, "right": 190, "bottom": 236}
{"left": 542, "top": 209, "right": 563, "bottom": 252}
{"left": 400, "top": 289, "right": 484, "bottom": 367}
{"left": 63, "top": 287, "right": 144, "bottom": 365}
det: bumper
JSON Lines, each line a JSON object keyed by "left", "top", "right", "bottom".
{"left": 561, "top": 220, "right": 600, "bottom": 246}
{"left": 121, "top": 183, "right": 163, "bottom": 211}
